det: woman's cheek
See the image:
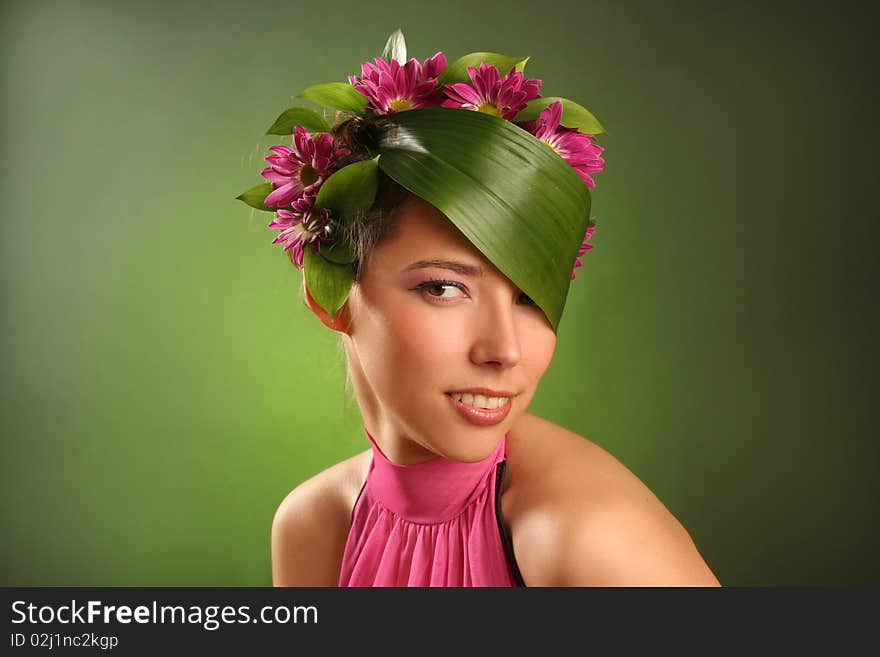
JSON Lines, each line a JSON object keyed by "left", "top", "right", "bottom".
{"left": 534, "top": 334, "right": 557, "bottom": 378}
{"left": 394, "top": 322, "right": 442, "bottom": 369}
{"left": 391, "top": 305, "right": 460, "bottom": 361}
{"left": 431, "top": 324, "right": 467, "bottom": 368}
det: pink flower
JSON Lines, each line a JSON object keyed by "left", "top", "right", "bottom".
{"left": 261, "top": 126, "right": 349, "bottom": 208}
{"left": 441, "top": 62, "right": 541, "bottom": 120}
{"left": 348, "top": 52, "right": 447, "bottom": 114}
{"left": 268, "top": 192, "right": 336, "bottom": 269}
{"left": 519, "top": 100, "right": 604, "bottom": 188}
{"left": 571, "top": 224, "right": 595, "bottom": 280}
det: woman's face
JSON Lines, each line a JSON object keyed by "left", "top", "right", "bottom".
{"left": 343, "top": 193, "right": 558, "bottom": 464}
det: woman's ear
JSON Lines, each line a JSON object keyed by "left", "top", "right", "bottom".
{"left": 302, "top": 278, "right": 352, "bottom": 336}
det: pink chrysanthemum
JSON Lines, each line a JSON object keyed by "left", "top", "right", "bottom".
{"left": 261, "top": 126, "right": 349, "bottom": 208}
{"left": 519, "top": 100, "right": 604, "bottom": 188}
{"left": 571, "top": 224, "right": 596, "bottom": 280}
{"left": 441, "top": 62, "right": 541, "bottom": 120}
{"left": 348, "top": 52, "right": 447, "bottom": 114}
{"left": 268, "top": 192, "right": 336, "bottom": 269}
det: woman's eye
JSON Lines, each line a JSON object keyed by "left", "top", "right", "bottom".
{"left": 414, "top": 280, "right": 538, "bottom": 307}
{"left": 518, "top": 292, "right": 537, "bottom": 306}
{"left": 417, "top": 280, "right": 466, "bottom": 302}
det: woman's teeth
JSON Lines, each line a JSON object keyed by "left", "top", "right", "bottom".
{"left": 449, "top": 393, "right": 510, "bottom": 410}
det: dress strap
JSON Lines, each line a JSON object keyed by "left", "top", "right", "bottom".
{"left": 493, "top": 460, "right": 526, "bottom": 587}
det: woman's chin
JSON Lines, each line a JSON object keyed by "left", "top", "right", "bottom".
{"left": 426, "top": 424, "right": 511, "bottom": 463}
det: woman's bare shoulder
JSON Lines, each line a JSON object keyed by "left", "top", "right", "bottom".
{"left": 271, "top": 448, "right": 371, "bottom": 586}
{"left": 503, "top": 413, "right": 642, "bottom": 503}
{"left": 504, "top": 412, "right": 721, "bottom": 586}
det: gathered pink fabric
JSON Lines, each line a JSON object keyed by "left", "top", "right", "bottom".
{"left": 338, "top": 427, "right": 520, "bottom": 587}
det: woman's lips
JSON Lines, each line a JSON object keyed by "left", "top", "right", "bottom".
{"left": 445, "top": 393, "right": 512, "bottom": 426}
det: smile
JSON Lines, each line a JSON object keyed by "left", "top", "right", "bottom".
{"left": 448, "top": 392, "right": 510, "bottom": 409}
{"left": 445, "top": 392, "right": 512, "bottom": 426}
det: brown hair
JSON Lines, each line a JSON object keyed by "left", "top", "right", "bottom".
{"left": 340, "top": 171, "right": 412, "bottom": 282}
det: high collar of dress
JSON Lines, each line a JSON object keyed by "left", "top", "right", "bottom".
{"left": 363, "top": 426, "right": 507, "bottom": 524}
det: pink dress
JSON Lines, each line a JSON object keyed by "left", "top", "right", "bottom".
{"left": 338, "top": 427, "right": 525, "bottom": 587}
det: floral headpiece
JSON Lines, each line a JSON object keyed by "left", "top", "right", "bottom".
{"left": 237, "top": 29, "right": 606, "bottom": 333}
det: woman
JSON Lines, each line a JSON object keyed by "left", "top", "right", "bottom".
{"left": 241, "top": 30, "right": 720, "bottom": 586}
{"left": 269, "top": 179, "right": 720, "bottom": 586}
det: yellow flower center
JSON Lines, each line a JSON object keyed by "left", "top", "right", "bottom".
{"left": 299, "top": 164, "right": 319, "bottom": 186}
{"left": 477, "top": 102, "right": 502, "bottom": 117}
{"left": 389, "top": 98, "right": 414, "bottom": 111}
{"left": 301, "top": 214, "right": 318, "bottom": 239}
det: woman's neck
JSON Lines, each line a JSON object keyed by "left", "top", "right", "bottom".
{"left": 342, "top": 336, "right": 438, "bottom": 465}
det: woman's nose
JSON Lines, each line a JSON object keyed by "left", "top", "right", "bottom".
{"left": 469, "top": 298, "right": 522, "bottom": 367}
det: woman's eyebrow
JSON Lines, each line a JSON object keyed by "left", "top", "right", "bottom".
{"left": 403, "top": 259, "right": 484, "bottom": 276}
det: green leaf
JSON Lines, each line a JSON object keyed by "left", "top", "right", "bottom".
{"left": 381, "top": 28, "right": 407, "bottom": 64}
{"left": 235, "top": 182, "right": 276, "bottom": 212}
{"left": 266, "top": 107, "right": 330, "bottom": 135}
{"left": 296, "top": 82, "right": 368, "bottom": 112}
{"left": 374, "top": 107, "right": 590, "bottom": 333}
{"left": 513, "top": 96, "right": 605, "bottom": 134}
{"left": 514, "top": 56, "right": 530, "bottom": 73}
{"left": 438, "top": 52, "right": 531, "bottom": 86}
{"left": 303, "top": 248, "right": 354, "bottom": 320}
{"left": 321, "top": 239, "right": 357, "bottom": 265}
{"left": 314, "top": 158, "right": 379, "bottom": 223}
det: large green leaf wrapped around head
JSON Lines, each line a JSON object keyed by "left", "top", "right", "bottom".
{"left": 369, "top": 107, "right": 591, "bottom": 333}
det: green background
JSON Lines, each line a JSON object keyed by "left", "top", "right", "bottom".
{"left": 2, "top": 0, "right": 876, "bottom": 586}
